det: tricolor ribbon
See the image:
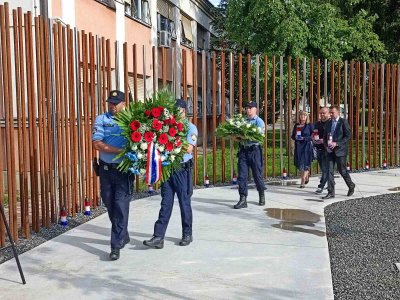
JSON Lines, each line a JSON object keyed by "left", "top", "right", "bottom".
{"left": 145, "top": 142, "right": 162, "bottom": 185}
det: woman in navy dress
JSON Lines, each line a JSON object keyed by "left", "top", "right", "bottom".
{"left": 291, "top": 111, "right": 314, "bottom": 188}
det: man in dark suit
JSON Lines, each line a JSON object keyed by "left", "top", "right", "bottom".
{"left": 322, "top": 105, "right": 355, "bottom": 199}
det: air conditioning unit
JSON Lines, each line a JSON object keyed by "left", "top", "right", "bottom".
{"left": 159, "top": 30, "right": 171, "bottom": 48}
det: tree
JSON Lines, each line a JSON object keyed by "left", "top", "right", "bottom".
{"left": 211, "top": 0, "right": 389, "bottom": 62}
{"left": 327, "top": 0, "right": 400, "bottom": 63}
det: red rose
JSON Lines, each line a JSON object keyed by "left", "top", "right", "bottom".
{"left": 158, "top": 106, "right": 165, "bottom": 112}
{"left": 175, "top": 138, "right": 182, "bottom": 147}
{"left": 169, "top": 116, "right": 176, "bottom": 125}
{"left": 152, "top": 119, "right": 163, "bottom": 131}
{"left": 158, "top": 133, "right": 169, "bottom": 145}
{"left": 177, "top": 122, "right": 183, "bottom": 132}
{"left": 166, "top": 142, "right": 174, "bottom": 152}
{"left": 130, "top": 120, "right": 141, "bottom": 131}
{"left": 168, "top": 127, "right": 177, "bottom": 137}
{"left": 144, "top": 132, "right": 154, "bottom": 143}
{"left": 163, "top": 119, "right": 170, "bottom": 125}
{"left": 131, "top": 132, "right": 142, "bottom": 143}
{"left": 144, "top": 110, "right": 151, "bottom": 117}
{"left": 151, "top": 107, "right": 161, "bottom": 118}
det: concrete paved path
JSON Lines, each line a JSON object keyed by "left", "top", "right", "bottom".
{"left": 1, "top": 169, "right": 399, "bottom": 300}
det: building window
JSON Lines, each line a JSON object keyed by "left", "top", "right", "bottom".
{"left": 197, "top": 25, "right": 206, "bottom": 51}
{"left": 125, "top": 0, "right": 151, "bottom": 25}
{"left": 181, "top": 15, "right": 193, "bottom": 48}
{"left": 157, "top": 0, "right": 176, "bottom": 39}
{"left": 95, "top": 0, "right": 116, "bottom": 10}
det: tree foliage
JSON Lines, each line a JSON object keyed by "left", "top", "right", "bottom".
{"left": 211, "top": 0, "right": 397, "bottom": 63}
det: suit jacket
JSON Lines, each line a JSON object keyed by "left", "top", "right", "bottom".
{"left": 323, "top": 117, "right": 351, "bottom": 157}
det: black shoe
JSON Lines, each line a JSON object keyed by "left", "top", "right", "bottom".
{"left": 258, "top": 191, "right": 265, "bottom": 206}
{"left": 322, "top": 193, "right": 335, "bottom": 200}
{"left": 143, "top": 236, "right": 164, "bottom": 249}
{"left": 121, "top": 235, "right": 130, "bottom": 249}
{"left": 109, "top": 248, "right": 120, "bottom": 261}
{"left": 234, "top": 195, "right": 247, "bottom": 209}
{"left": 347, "top": 185, "right": 355, "bottom": 196}
{"left": 179, "top": 235, "right": 193, "bottom": 246}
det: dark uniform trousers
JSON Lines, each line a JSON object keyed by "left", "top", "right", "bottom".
{"left": 327, "top": 153, "right": 353, "bottom": 194}
{"left": 238, "top": 145, "right": 265, "bottom": 196}
{"left": 154, "top": 160, "right": 193, "bottom": 238}
{"left": 99, "top": 160, "right": 133, "bottom": 250}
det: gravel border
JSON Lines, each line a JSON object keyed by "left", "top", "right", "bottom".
{"left": 325, "top": 193, "right": 400, "bottom": 299}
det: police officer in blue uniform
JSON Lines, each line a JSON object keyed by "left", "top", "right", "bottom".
{"left": 143, "top": 98, "right": 198, "bottom": 249}
{"left": 92, "top": 90, "right": 134, "bottom": 261}
{"left": 234, "top": 101, "right": 266, "bottom": 209}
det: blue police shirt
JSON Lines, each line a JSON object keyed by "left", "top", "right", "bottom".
{"left": 92, "top": 112, "right": 126, "bottom": 163}
{"left": 241, "top": 115, "right": 265, "bottom": 147}
{"left": 183, "top": 122, "right": 198, "bottom": 162}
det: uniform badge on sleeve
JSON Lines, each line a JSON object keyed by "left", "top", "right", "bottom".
{"left": 191, "top": 134, "right": 197, "bottom": 142}
{"left": 92, "top": 127, "right": 98, "bottom": 134}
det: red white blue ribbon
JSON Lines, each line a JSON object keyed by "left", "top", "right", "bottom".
{"left": 146, "top": 142, "right": 162, "bottom": 185}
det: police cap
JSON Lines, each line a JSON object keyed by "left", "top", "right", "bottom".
{"left": 175, "top": 98, "right": 187, "bottom": 109}
{"left": 106, "top": 90, "right": 125, "bottom": 104}
{"left": 244, "top": 101, "right": 257, "bottom": 108}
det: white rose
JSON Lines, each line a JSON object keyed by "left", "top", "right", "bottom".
{"left": 131, "top": 144, "right": 138, "bottom": 151}
{"left": 140, "top": 143, "right": 148, "bottom": 150}
{"left": 137, "top": 152, "right": 143, "bottom": 160}
{"left": 161, "top": 155, "right": 166, "bottom": 161}
{"left": 173, "top": 147, "right": 181, "bottom": 154}
{"left": 170, "top": 154, "right": 176, "bottom": 162}
{"left": 158, "top": 145, "right": 165, "bottom": 152}
{"left": 252, "top": 128, "right": 257, "bottom": 132}
{"left": 246, "top": 124, "right": 251, "bottom": 128}
{"left": 140, "top": 169, "right": 146, "bottom": 175}
{"left": 163, "top": 109, "right": 170, "bottom": 118}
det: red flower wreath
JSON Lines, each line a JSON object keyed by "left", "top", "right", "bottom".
{"left": 131, "top": 132, "right": 142, "bottom": 143}
{"left": 151, "top": 107, "right": 162, "bottom": 118}
{"left": 144, "top": 132, "right": 155, "bottom": 143}
{"left": 166, "top": 142, "right": 174, "bottom": 152}
{"left": 158, "top": 133, "right": 169, "bottom": 145}
{"left": 130, "top": 120, "right": 141, "bottom": 131}
{"left": 168, "top": 127, "right": 177, "bottom": 137}
{"left": 152, "top": 119, "right": 163, "bottom": 131}
{"left": 177, "top": 122, "right": 184, "bottom": 132}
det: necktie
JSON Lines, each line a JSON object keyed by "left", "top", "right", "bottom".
{"left": 331, "top": 120, "right": 337, "bottom": 134}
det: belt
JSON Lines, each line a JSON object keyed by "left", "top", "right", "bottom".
{"left": 240, "top": 144, "right": 260, "bottom": 151}
{"left": 181, "top": 159, "right": 193, "bottom": 169}
{"left": 99, "top": 159, "right": 119, "bottom": 169}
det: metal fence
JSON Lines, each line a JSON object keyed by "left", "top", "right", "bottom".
{"left": 0, "top": 3, "right": 399, "bottom": 245}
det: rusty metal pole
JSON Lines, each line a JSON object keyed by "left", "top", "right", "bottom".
{"left": 212, "top": 52, "right": 217, "bottom": 184}
{"left": 221, "top": 52, "right": 226, "bottom": 183}
{"left": 192, "top": 49, "right": 198, "bottom": 185}
{"left": 202, "top": 50, "right": 207, "bottom": 184}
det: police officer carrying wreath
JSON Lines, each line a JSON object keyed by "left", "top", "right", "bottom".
{"left": 143, "top": 98, "right": 198, "bottom": 249}
{"left": 92, "top": 90, "right": 134, "bottom": 261}
{"left": 234, "top": 101, "right": 266, "bottom": 209}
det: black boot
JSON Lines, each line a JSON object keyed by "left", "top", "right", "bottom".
{"left": 258, "top": 190, "right": 265, "bottom": 206}
{"left": 143, "top": 236, "right": 164, "bottom": 249}
{"left": 234, "top": 195, "right": 247, "bottom": 209}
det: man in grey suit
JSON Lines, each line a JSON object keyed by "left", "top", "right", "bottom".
{"left": 322, "top": 105, "right": 355, "bottom": 199}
